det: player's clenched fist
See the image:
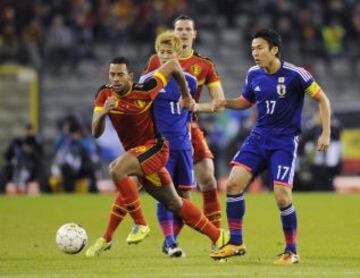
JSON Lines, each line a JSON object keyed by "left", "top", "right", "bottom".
{"left": 317, "top": 133, "right": 330, "bottom": 152}
{"left": 103, "top": 96, "right": 117, "bottom": 113}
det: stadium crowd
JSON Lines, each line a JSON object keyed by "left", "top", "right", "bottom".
{"left": 1, "top": 0, "right": 360, "bottom": 68}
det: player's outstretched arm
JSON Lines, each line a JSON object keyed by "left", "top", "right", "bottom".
{"left": 213, "top": 97, "right": 252, "bottom": 112}
{"left": 193, "top": 83, "right": 226, "bottom": 113}
{"left": 92, "top": 96, "right": 117, "bottom": 138}
{"left": 313, "top": 90, "right": 331, "bottom": 151}
{"left": 157, "top": 59, "right": 192, "bottom": 100}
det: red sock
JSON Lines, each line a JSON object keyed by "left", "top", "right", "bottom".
{"left": 103, "top": 192, "right": 127, "bottom": 242}
{"left": 203, "top": 189, "right": 222, "bottom": 228}
{"left": 179, "top": 198, "right": 220, "bottom": 243}
{"left": 115, "top": 177, "right": 147, "bottom": 226}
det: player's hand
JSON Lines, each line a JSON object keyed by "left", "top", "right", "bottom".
{"left": 103, "top": 96, "right": 117, "bottom": 113}
{"left": 317, "top": 132, "right": 330, "bottom": 151}
{"left": 180, "top": 96, "right": 196, "bottom": 111}
{"left": 213, "top": 99, "right": 226, "bottom": 112}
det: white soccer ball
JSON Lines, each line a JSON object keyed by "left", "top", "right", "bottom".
{"left": 56, "top": 223, "right": 88, "bottom": 254}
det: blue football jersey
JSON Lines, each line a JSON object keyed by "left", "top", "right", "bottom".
{"left": 139, "top": 70, "right": 197, "bottom": 150}
{"left": 241, "top": 61, "right": 322, "bottom": 136}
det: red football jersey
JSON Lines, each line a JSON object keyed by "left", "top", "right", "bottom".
{"left": 143, "top": 51, "right": 221, "bottom": 102}
{"left": 94, "top": 73, "right": 167, "bottom": 150}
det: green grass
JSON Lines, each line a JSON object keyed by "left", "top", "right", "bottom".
{"left": 0, "top": 193, "right": 360, "bottom": 277}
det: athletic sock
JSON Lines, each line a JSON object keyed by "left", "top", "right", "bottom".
{"left": 226, "top": 193, "right": 245, "bottom": 245}
{"left": 157, "top": 202, "right": 177, "bottom": 247}
{"left": 115, "top": 177, "right": 147, "bottom": 226}
{"left": 103, "top": 192, "right": 127, "bottom": 242}
{"left": 280, "top": 204, "right": 298, "bottom": 254}
{"left": 179, "top": 198, "right": 220, "bottom": 243}
{"left": 203, "top": 188, "right": 222, "bottom": 228}
{"left": 173, "top": 214, "right": 184, "bottom": 240}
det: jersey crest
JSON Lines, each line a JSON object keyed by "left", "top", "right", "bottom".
{"left": 276, "top": 77, "right": 287, "bottom": 98}
{"left": 190, "top": 64, "right": 202, "bottom": 77}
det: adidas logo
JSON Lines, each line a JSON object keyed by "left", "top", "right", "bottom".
{"left": 254, "top": 86, "right": 261, "bottom": 92}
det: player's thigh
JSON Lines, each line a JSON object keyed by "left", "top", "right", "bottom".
{"left": 174, "top": 149, "right": 196, "bottom": 191}
{"left": 109, "top": 152, "right": 142, "bottom": 178}
{"left": 230, "top": 146, "right": 263, "bottom": 184}
{"left": 191, "top": 123, "right": 214, "bottom": 164}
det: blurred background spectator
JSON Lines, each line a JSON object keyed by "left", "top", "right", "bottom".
{"left": 50, "top": 116, "right": 99, "bottom": 193}
{"left": 0, "top": 124, "right": 46, "bottom": 195}
{"left": 297, "top": 112, "right": 343, "bottom": 191}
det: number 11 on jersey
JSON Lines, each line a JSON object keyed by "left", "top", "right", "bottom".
{"left": 170, "top": 101, "right": 181, "bottom": 115}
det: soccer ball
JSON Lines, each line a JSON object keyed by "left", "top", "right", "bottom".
{"left": 56, "top": 223, "right": 88, "bottom": 254}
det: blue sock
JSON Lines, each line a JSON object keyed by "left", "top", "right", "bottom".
{"left": 173, "top": 214, "right": 184, "bottom": 240}
{"left": 280, "top": 204, "right": 298, "bottom": 254}
{"left": 157, "top": 202, "right": 176, "bottom": 247}
{"left": 226, "top": 193, "right": 245, "bottom": 245}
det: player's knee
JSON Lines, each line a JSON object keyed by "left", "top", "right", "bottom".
{"left": 177, "top": 189, "right": 191, "bottom": 199}
{"left": 275, "top": 193, "right": 292, "bottom": 208}
{"left": 198, "top": 173, "right": 216, "bottom": 191}
{"left": 226, "top": 178, "right": 244, "bottom": 194}
{"left": 108, "top": 162, "right": 126, "bottom": 181}
{"left": 163, "top": 198, "right": 182, "bottom": 213}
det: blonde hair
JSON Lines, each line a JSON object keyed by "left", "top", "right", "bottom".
{"left": 155, "top": 30, "right": 183, "bottom": 56}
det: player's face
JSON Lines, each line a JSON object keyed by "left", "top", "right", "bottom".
{"left": 174, "top": 20, "right": 196, "bottom": 50}
{"left": 108, "top": 63, "right": 132, "bottom": 95}
{"left": 251, "top": 38, "right": 278, "bottom": 68}
{"left": 158, "top": 44, "right": 178, "bottom": 65}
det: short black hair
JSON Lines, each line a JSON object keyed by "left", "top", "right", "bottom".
{"left": 252, "top": 29, "right": 282, "bottom": 57}
{"left": 110, "top": 56, "right": 130, "bottom": 69}
{"left": 173, "top": 14, "right": 195, "bottom": 29}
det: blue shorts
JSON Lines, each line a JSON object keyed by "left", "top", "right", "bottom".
{"left": 166, "top": 149, "right": 195, "bottom": 190}
{"left": 231, "top": 132, "right": 299, "bottom": 188}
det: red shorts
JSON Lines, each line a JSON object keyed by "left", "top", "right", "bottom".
{"left": 191, "top": 122, "right": 214, "bottom": 164}
{"left": 128, "top": 138, "right": 172, "bottom": 187}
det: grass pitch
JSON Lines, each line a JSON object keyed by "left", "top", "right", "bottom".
{"left": 0, "top": 192, "right": 360, "bottom": 277}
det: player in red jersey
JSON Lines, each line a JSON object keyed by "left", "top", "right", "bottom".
{"left": 85, "top": 57, "right": 228, "bottom": 257}
{"left": 143, "top": 15, "right": 224, "bottom": 238}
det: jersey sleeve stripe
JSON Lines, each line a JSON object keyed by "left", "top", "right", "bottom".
{"left": 139, "top": 70, "right": 155, "bottom": 83}
{"left": 207, "top": 80, "right": 221, "bottom": 88}
{"left": 154, "top": 71, "right": 168, "bottom": 86}
{"left": 94, "top": 106, "right": 103, "bottom": 112}
{"left": 283, "top": 64, "right": 312, "bottom": 82}
{"left": 284, "top": 62, "right": 312, "bottom": 80}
